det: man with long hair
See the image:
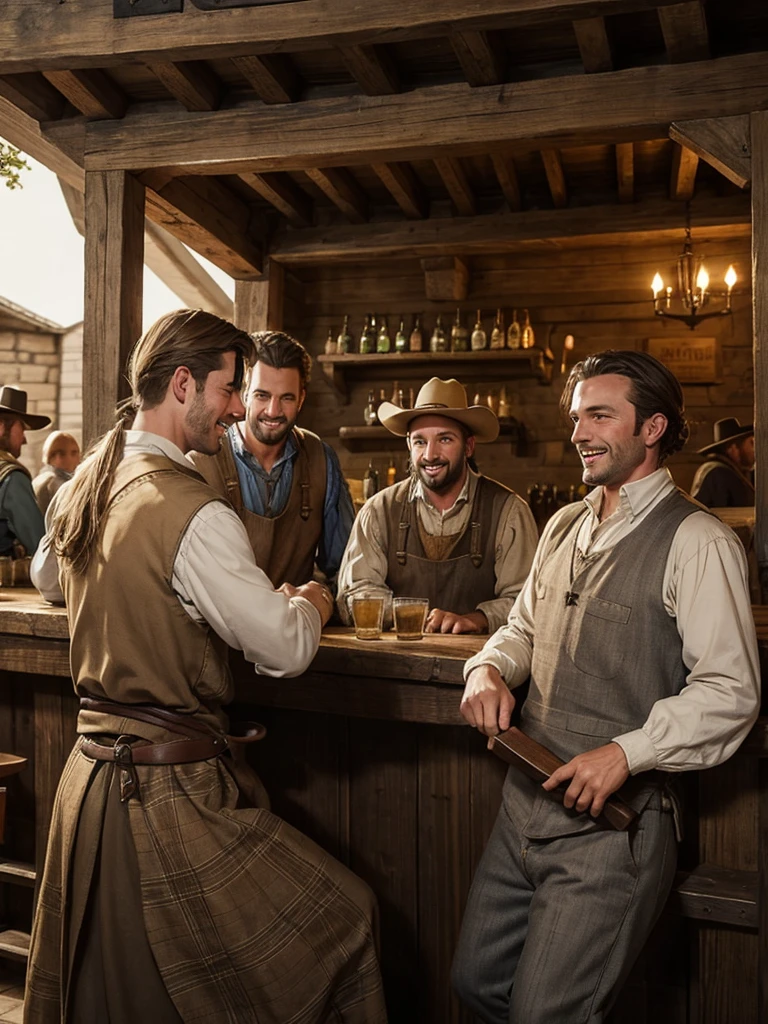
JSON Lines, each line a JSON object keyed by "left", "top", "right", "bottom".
{"left": 452, "top": 350, "right": 759, "bottom": 1023}
{"left": 27, "top": 309, "right": 386, "bottom": 1024}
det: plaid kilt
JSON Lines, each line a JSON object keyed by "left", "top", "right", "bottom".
{"left": 25, "top": 741, "right": 387, "bottom": 1024}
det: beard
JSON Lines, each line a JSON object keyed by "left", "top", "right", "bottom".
{"left": 185, "top": 391, "right": 225, "bottom": 456}
{"left": 414, "top": 457, "right": 466, "bottom": 495}
{"left": 247, "top": 409, "right": 296, "bottom": 448}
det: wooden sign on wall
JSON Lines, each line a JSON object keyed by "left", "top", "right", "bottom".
{"left": 645, "top": 336, "right": 719, "bottom": 384}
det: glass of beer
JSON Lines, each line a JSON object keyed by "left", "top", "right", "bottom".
{"left": 393, "top": 597, "right": 430, "bottom": 641}
{"left": 351, "top": 593, "right": 385, "bottom": 641}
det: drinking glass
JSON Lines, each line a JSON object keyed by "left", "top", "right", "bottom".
{"left": 351, "top": 594, "right": 385, "bottom": 640}
{"left": 393, "top": 597, "right": 430, "bottom": 641}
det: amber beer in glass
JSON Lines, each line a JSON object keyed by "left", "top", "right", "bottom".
{"left": 351, "top": 594, "right": 385, "bottom": 640}
{"left": 393, "top": 598, "right": 429, "bottom": 641}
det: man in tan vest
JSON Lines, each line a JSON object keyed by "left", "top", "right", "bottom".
{"left": 27, "top": 309, "right": 387, "bottom": 1024}
{"left": 337, "top": 377, "right": 538, "bottom": 634}
{"left": 191, "top": 330, "right": 354, "bottom": 588}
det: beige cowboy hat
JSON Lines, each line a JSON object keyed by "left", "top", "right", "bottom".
{"left": 378, "top": 377, "right": 499, "bottom": 443}
{"left": 0, "top": 386, "right": 51, "bottom": 430}
{"left": 697, "top": 417, "right": 753, "bottom": 455}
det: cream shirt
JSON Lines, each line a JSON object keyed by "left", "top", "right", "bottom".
{"left": 464, "top": 467, "right": 760, "bottom": 774}
{"left": 30, "top": 431, "right": 322, "bottom": 678}
{"left": 337, "top": 469, "right": 539, "bottom": 631}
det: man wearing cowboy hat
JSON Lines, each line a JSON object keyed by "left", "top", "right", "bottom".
{"left": 0, "top": 386, "right": 49, "bottom": 558}
{"left": 691, "top": 417, "right": 755, "bottom": 507}
{"left": 336, "top": 378, "right": 537, "bottom": 634}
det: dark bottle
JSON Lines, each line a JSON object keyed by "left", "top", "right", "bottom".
{"left": 363, "top": 461, "right": 379, "bottom": 500}
{"left": 410, "top": 314, "right": 424, "bottom": 352}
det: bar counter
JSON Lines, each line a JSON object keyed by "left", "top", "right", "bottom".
{"left": 0, "top": 590, "right": 766, "bottom": 1022}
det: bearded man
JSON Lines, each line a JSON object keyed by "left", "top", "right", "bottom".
{"left": 336, "top": 377, "right": 537, "bottom": 635}
{"left": 191, "top": 330, "right": 354, "bottom": 588}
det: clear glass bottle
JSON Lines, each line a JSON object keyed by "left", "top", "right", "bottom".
{"left": 489, "top": 308, "right": 505, "bottom": 349}
{"left": 391, "top": 380, "right": 404, "bottom": 407}
{"left": 324, "top": 328, "right": 335, "bottom": 355}
{"left": 471, "top": 310, "right": 487, "bottom": 351}
{"left": 363, "top": 461, "right": 379, "bottom": 500}
{"left": 386, "top": 457, "right": 397, "bottom": 488}
{"left": 506, "top": 309, "right": 521, "bottom": 350}
{"left": 336, "top": 314, "right": 353, "bottom": 355}
{"left": 430, "top": 314, "right": 448, "bottom": 353}
{"left": 409, "top": 314, "right": 424, "bottom": 352}
{"left": 521, "top": 309, "right": 535, "bottom": 349}
{"left": 451, "top": 308, "right": 469, "bottom": 352}
{"left": 364, "top": 389, "right": 378, "bottom": 426}
{"left": 359, "top": 314, "right": 374, "bottom": 355}
{"left": 395, "top": 318, "right": 407, "bottom": 353}
{"left": 377, "top": 316, "right": 391, "bottom": 353}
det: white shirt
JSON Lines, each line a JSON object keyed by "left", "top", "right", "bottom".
{"left": 30, "top": 431, "right": 322, "bottom": 678}
{"left": 464, "top": 468, "right": 760, "bottom": 774}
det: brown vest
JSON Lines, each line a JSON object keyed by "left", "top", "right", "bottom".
{"left": 382, "top": 474, "right": 511, "bottom": 613}
{"left": 63, "top": 454, "right": 233, "bottom": 734}
{"left": 190, "top": 429, "right": 326, "bottom": 587}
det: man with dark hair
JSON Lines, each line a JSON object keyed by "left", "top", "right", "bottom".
{"left": 337, "top": 377, "right": 537, "bottom": 634}
{"left": 191, "top": 330, "right": 354, "bottom": 588}
{"left": 691, "top": 417, "right": 755, "bottom": 507}
{"left": 0, "top": 386, "right": 49, "bottom": 558}
{"left": 452, "top": 350, "right": 759, "bottom": 1023}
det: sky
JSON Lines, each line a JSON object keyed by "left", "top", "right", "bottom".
{"left": 0, "top": 149, "right": 234, "bottom": 329}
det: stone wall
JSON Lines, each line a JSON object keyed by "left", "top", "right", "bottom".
{"left": 0, "top": 325, "right": 62, "bottom": 474}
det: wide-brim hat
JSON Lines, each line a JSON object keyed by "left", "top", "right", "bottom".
{"left": 697, "top": 416, "right": 753, "bottom": 455}
{"left": 378, "top": 377, "right": 499, "bottom": 443}
{"left": 0, "top": 386, "right": 50, "bottom": 430}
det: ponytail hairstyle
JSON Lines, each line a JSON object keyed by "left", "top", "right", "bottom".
{"left": 52, "top": 309, "right": 254, "bottom": 574}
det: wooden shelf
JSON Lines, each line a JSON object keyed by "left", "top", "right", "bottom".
{"left": 0, "top": 930, "right": 29, "bottom": 962}
{"left": 318, "top": 349, "right": 552, "bottom": 401}
{"left": 669, "top": 864, "right": 757, "bottom": 929}
{"left": 338, "top": 419, "right": 522, "bottom": 451}
{"left": 0, "top": 860, "right": 35, "bottom": 889}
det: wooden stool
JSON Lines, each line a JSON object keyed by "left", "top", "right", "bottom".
{"left": 0, "top": 754, "right": 27, "bottom": 845}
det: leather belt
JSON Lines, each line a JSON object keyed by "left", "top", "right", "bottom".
{"left": 80, "top": 734, "right": 227, "bottom": 766}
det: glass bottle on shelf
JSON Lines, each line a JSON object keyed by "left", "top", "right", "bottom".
{"left": 364, "top": 389, "right": 378, "bottom": 426}
{"left": 506, "top": 309, "right": 521, "bottom": 349}
{"left": 386, "top": 458, "right": 397, "bottom": 488}
{"left": 395, "top": 318, "right": 408, "bottom": 353}
{"left": 451, "top": 308, "right": 469, "bottom": 352}
{"left": 471, "top": 310, "right": 487, "bottom": 351}
{"left": 410, "top": 314, "right": 424, "bottom": 352}
{"left": 359, "top": 314, "right": 374, "bottom": 354}
{"left": 430, "top": 314, "right": 448, "bottom": 353}
{"left": 521, "top": 309, "right": 535, "bottom": 349}
{"left": 324, "top": 328, "right": 335, "bottom": 355}
{"left": 336, "top": 314, "right": 353, "bottom": 354}
{"left": 363, "top": 461, "right": 379, "bottom": 500}
{"left": 377, "top": 316, "right": 391, "bottom": 353}
{"left": 391, "top": 380, "right": 405, "bottom": 407}
{"left": 498, "top": 385, "right": 510, "bottom": 419}
{"left": 489, "top": 308, "right": 505, "bottom": 349}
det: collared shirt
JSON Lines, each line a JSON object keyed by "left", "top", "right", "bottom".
{"left": 337, "top": 469, "right": 538, "bottom": 631}
{"left": 0, "top": 464, "right": 45, "bottom": 556}
{"left": 30, "top": 431, "right": 322, "bottom": 678}
{"left": 229, "top": 424, "right": 355, "bottom": 579}
{"left": 465, "top": 467, "right": 760, "bottom": 774}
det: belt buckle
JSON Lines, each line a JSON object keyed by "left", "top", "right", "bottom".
{"left": 114, "top": 735, "right": 140, "bottom": 803}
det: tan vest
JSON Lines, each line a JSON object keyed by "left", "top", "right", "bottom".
{"left": 63, "top": 454, "right": 233, "bottom": 734}
{"left": 190, "top": 428, "right": 327, "bottom": 587}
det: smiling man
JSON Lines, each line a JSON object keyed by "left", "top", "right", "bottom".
{"left": 452, "top": 350, "right": 760, "bottom": 1024}
{"left": 336, "top": 377, "right": 537, "bottom": 634}
{"left": 191, "top": 330, "right": 354, "bottom": 588}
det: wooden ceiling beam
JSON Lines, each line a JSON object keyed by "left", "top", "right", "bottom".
{"left": 77, "top": 52, "right": 768, "bottom": 175}
{"left": 148, "top": 61, "right": 223, "bottom": 112}
{"left": 669, "top": 143, "right": 699, "bottom": 201}
{"left": 669, "top": 116, "right": 751, "bottom": 189}
{"left": 43, "top": 69, "right": 127, "bottom": 120}
{"left": 615, "top": 141, "right": 634, "bottom": 203}
{"left": 434, "top": 157, "right": 476, "bottom": 217}
{"left": 337, "top": 45, "right": 400, "bottom": 96}
{"left": 0, "top": 93, "right": 82, "bottom": 189}
{"left": 491, "top": 155, "right": 522, "bottom": 211}
{"left": 371, "top": 162, "right": 428, "bottom": 220}
{"left": 304, "top": 167, "right": 368, "bottom": 224}
{"left": 0, "top": 73, "right": 64, "bottom": 121}
{"left": 237, "top": 171, "right": 313, "bottom": 227}
{"left": 230, "top": 55, "right": 300, "bottom": 105}
{"left": 451, "top": 31, "right": 506, "bottom": 87}
{"left": 658, "top": 1, "right": 709, "bottom": 63}
{"left": 573, "top": 16, "right": 613, "bottom": 73}
{"left": 541, "top": 149, "right": 568, "bottom": 208}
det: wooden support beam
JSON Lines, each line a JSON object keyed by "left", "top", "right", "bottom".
{"left": 615, "top": 142, "right": 634, "bottom": 203}
{"left": 434, "top": 157, "right": 476, "bottom": 217}
{"left": 371, "top": 162, "right": 428, "bottom": 220}
{"left": 491, "top": 155, "right": 521, "bottom": 212}
{"left": 420, "top": 257, "right": 469, "bottom": 302}
{"left": 451, "top": 31, "right": 505, "bottom": 87}
{"left": 83, "top": 170, "right": 144, "bottom": 446}
{"left": 669, "top": 143, "right": 699, "bottom": 201}
{"left": 148, "top": 61, "right": 223, "bottom": 112}
{"left": 230, "top": 55, "right": 300, "bottom": 105}
{"left": 753, "top": 110, "right": 768, "bottom": 601}
{"left": 337, "top": 45, "right": 400, "bottom": 96}
{"left": 0, "top": 94, "right": 83, "bottom": 190}
{"left": 669, "top": 116, "right": 751, "bottom": 189}
{"left": 238, "top": 171, "right": 312, "bottom": 227}
{"left": 573, "top": 17, "right": 613, "bottom": 73}
{"left": 304, "top": 167, "right": 368, "bottom": 224}
{"left": 235, "top": 260, "right": 285, "bottom": 333}
{"left": 541, "top": 149, "right": 568, "bottom": 208}
{"left": 42, "top": 69, "right": 127, "bottom": 120}
{"left": 0, "top": 74, "right": 63, "bottom": 122}
{"left": 658, "top": 1, "right": 709, "bottom": 63}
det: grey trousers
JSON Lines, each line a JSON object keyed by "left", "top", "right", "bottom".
{"left": 452, "top": 771, "right": 677, "bottom": 1024}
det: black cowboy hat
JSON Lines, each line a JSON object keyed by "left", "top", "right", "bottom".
{"left": 0, "top": 386, "right": 51, "bottom": 431}
{"left": 697, "top": 417, "right": 753, "bottom": 455}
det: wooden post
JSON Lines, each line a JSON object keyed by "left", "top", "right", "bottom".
{"left": 83, "top": 169, "right": 145, "bottom": 447}
{"left": 752, "top": 111, "right": 768, "bottom": 601}
{"left": 234, "top": 259, "right": 285, "bottom": 333}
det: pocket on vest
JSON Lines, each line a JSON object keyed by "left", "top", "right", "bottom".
{"left": 566, "top": 595, "right": 630, "bottom": 679}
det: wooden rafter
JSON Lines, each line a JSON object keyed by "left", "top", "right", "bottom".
{"left": 43, "top": 69, "right": 127, "bottom": 120}
{"left": 0, "top": 73, "right": 63, "bottom": 122}
{"left": 669, "top": 116, "right": 751, "bottom": 189}
{"left": 491, "top": 155, "right": 521, "bottom": 211}
{"left": 572, "top": 17, "right": 613, "bottom": 74}
{"left": 371, "top": 163, "right": 428, "bottom": 220}
{"left": 669, "top": 143, "right": 699, "bottom": 201}
{"left": 658, "top": 1, "right": 709, "bottom": 63}
{"left": 304, "top": 167, "right": 368, "bottom": 224}
{"left": 230, "top": 55, "right": 300, "bottom": 105}
{"left": 434, "top": 157, "right": 476, "bottom": 217}
{"left": 615, "top": 142, "right": 634, "bottom": 203}
{"left": 237, "top": 171, "right": 313, "bottom": 227}
{"left": 148, "top": 61, "right": 223, "bottom": 112}
{"left": 0, "top": 93, "right": 82, "bottom": 189}
{"left": 451, "top": 31, "right": 505, "bottom": 87}
{"left": 337, "top": 45, "right": 400, "bottom": 96}
{"left": 541, "top": 149, "right": 567, "bottom": 208}
{"left": 235, "top": 261, "right": 285, "bottom": 333}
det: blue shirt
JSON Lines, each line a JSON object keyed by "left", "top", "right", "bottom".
{"left": 0, "top": 468, "right": 45, "bottom": 556}
{"left": 228, "top": 425, "right": 354, "bottom": 580}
